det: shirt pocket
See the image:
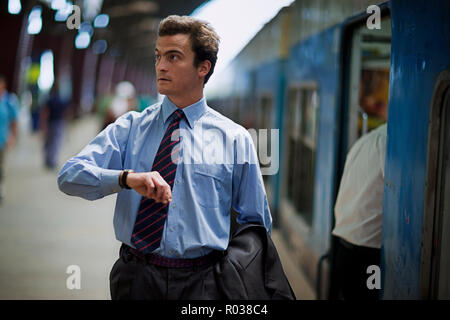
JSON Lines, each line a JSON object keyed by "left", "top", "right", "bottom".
{"left": 193, "top": 164, "right": 229, "bottom": 208}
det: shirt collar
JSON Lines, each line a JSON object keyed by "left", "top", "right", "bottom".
{"left": 161, "top": 96, "right": 206, "bottom": 129}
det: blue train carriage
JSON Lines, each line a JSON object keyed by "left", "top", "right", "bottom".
{"left": 383, "top": 0, "right": 450, "bottom": 299}
{"left": 208, "top": 0, "right": 389, "bottom": 298}
{"left": 207, "top": 0, "right": 450, "bottom": 299}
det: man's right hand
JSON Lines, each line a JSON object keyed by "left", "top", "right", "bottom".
{"left": 125, "top": 171, "right": 172, "bottom": 204}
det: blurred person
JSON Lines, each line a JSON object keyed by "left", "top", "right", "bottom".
{"left": 57, "top": 15, "right": 290, "bottom": 300}
{"left": 95, "top": 88, "right": 114, "bottom": 131}
{"left": 27, "top": 60, "right": 41, "bottom": 132}
{"left": 331, "top": 121, "right": 387, "bottom": 300}
{"left": 40, "top": 83, "right": 70, "bottom": 170}
{"left": 102, "top": 81, "right": 137, "bottom": 130}
{"left": 0, "top": 75, "right": 19, "bottom": 203}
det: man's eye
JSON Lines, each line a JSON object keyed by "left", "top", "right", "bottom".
{"left": 155, "top": 55, "right": 161, "bottom": 61}
{"left": 169, "top": 55, "right": 178, "bottom": 61}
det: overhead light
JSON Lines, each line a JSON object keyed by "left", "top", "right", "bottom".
{"left": 75, "top": 31, "right": 91, "bottom": 49}
{"left": 38, "top": 50, "right": 54, "bottom": 91}
{"left": 51, "top": 0, "right": 66, "bottom": 11}
{"left": 83, "top": 0, "right": 104, "bottom": 21}
{"left": 94, "top": 14, "right": 109, "bottom": 28}
{"left": 8, "top": 0, "right": 21, "bottom": 14}
{"left": 55, "top": 1, "right": 73, "bottom": 22}
{"left": 27, "top": 6, "right": 42, "bottom": 35}
{"left": 79, "top": 22, "right": 94, "bottom": 36}
{"left": 92, "top": 40, "right": 107, "bottom": 54}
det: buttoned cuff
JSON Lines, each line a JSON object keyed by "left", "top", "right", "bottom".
{"left": 100, "top": 169, "right": 123, "bottom": 195}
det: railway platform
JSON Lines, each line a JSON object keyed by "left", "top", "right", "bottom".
{"left": 0, "top": 113, "right": 315, "bottom": 299}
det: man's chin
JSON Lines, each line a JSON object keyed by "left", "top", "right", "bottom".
{"left": 157, "top": 87, "right": 169, "bottom": 96}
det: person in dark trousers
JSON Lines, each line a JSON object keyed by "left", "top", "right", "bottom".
{"left": 58, "top": 15, "right": 272, "bottom": 300}
{"left": 331, "top": 123, "right": 387, "bottom": 300}
{"left": 41, "top": 84, "right": 70, "bottom": 170}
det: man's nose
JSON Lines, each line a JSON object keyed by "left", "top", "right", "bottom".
{"left": 156, "top": 58, "right": 168, "bottom": 72}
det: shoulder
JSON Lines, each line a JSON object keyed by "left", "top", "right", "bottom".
{"left": 116, "top": 102, "right": 162, "bottom": 126}
{"left": 346, "top": 123, "right": 387, "bottom": 168}
{"left": 352, "top": 123, "right": 387, "bottom": 151}
{"left": 362, "top": 123, "right": 387, "bottom": 154}
{"left": 374, "top": 123, "right": 387, "bottom": 149}
{"left": 203, "top": 106, "right": 252, "bottom": 141}
{"left": 140, "top": 101, "right": 162, "bottom": 115}
{"left": 5, "top": 93, "right": 19, "bottom": 109}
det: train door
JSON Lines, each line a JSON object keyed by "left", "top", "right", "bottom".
{"left": 329, "top": 7, "right": 391, "bottom": 299}
{"left": 421, "top": 71, "right": 450, "bottom": 299}
{"left": 435, "top": 89, "right": 450, "bottom": 298}
{"left": 343, "top": 16, "right": 391, "bottom": 153}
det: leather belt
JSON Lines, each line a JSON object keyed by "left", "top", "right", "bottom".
{"left": 120, "top": 244, "right": 224, "bottom": 269}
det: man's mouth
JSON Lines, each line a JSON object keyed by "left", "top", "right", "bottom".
{"left": 158, "top": 77, "right": 170, "bottom": 81}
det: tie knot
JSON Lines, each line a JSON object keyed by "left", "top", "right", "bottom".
{"left": 169, "top": 109, "right": 184, "bottom": 123}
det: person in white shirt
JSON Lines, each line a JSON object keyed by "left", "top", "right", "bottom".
{"left": 331, "top": 123, "right": 387, "bottom": 300}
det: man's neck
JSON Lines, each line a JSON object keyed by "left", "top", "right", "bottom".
{"left": 168, "top": 92, "right": 204, "bottom": 109}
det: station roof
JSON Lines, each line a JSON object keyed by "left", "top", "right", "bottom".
{"left": 99, "top": 0, "right": 209, "bottom": 68}
{"left": 22, "top": 0, "right": 210, "bottom": 71}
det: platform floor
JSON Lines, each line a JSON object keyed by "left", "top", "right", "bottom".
{"left": 0, "top": 111, "right": 315, "bottom": 300}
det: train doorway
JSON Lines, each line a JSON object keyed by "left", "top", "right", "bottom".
{"left": 421, "top": 71, "right": 450, "bottom": 299}
{"left": 329, "top": 5, "right": 391, "bottom": 300}
{"left": 434, "top": 88, "right": 450, "bottom": 299}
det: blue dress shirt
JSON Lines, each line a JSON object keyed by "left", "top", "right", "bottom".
{"left": 58, "top": 96, "right": 272, "bottom": 258}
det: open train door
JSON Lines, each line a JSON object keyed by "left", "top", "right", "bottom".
{"left": 327, "top": 2, "right": 391, "bottom": 299}
{"left": 421, "top": 71, "right": 450, "bottom": 299}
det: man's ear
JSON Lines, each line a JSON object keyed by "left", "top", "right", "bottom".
{"left": 197, "top": 60, "right": 211, "bottom": 78}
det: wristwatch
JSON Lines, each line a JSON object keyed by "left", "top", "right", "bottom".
{"left": 120, "top": 169, "right": 134, "bottom": 189}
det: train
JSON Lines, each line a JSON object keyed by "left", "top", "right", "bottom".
{"left": 206, "top": 0, "right": 450, "bottom": 299}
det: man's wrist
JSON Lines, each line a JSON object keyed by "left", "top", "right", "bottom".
{"left": 119, "top": 169, "right": 134, "bottom": 189}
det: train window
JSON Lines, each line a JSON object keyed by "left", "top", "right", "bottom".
{"left": 286, "top": 86, "right": 319, "bottom": 225}
{"left": 346, "top": 17, "right": 391, "bottom": 150}
{"left": 260, "top": 95, "right": 273, "bottom": 129}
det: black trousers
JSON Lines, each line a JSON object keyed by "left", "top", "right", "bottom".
{"left": 109, "top": 247, "right": 223, "bottom": 300}
{"left": 333, "top": 237, "right": 381, "bottom": 300}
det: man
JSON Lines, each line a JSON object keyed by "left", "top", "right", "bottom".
{"left": 58, "top": 15, "right": 272, "bottom": 300}
{"left": 331, "top": 123, "right": 387, "bottom": 300}
{"left": 0, "top": 75, "right": 18, "bottom": 203}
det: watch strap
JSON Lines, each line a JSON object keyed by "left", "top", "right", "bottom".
{"left": 121, "top": 169, "right": 133, "bottom": 189}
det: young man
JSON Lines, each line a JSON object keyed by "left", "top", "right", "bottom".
{"left": 58, "top": 15, "right": 272, "bottom": 299}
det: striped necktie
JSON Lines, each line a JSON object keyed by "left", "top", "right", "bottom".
{"left": 131, "top": 109, "right": 184, "bottom": 254}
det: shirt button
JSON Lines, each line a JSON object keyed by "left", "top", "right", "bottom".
{"left": 170, "top": 227, "right": 174, "bottom": 232}
{"left": 172, "top": 203, "right": 176, "bottom": 208}
{"left": 168, "top": 249, "right": 173, "bottom": 255}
